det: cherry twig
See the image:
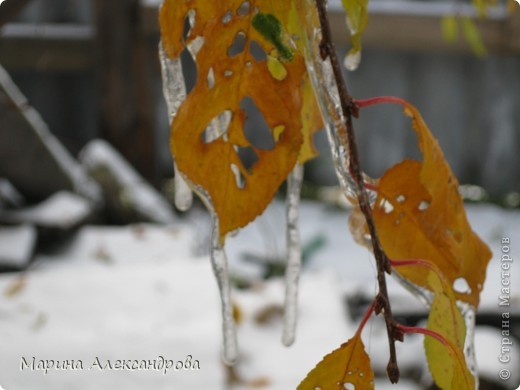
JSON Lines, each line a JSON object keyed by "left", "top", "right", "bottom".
{"left": 314, "top": 0, "right": 401, "bottom": 383}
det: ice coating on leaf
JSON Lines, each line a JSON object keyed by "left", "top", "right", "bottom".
{"left": 344, "top": 50, "right": 361, "bottom": 71}
{"left": 162, "top": 0, "right": 308, "bottom": 240}
{"left": 282, "top": 163, "right": 304, "bottom": 347}
{"left": 159, "top": 43, "right": 186, "bottom": 120}
{"left": 341, "top": 0, "right": 369, "bottom": 71}
{"left": 159, "top": 43, "right": 193, "bottom": 211}
{"left": 173, "top": 163, "right": 193, "bottom": 211}
{"left": 296, "top": 0, "right": 358, "bottom": 198}
{"left": 371, "top": 102, "right": 491, "bottom": 307}
{"left": 460, "top": 303, "right": 479, "bottom": 387}
{"left": 210, "top": 214, "right": 238, "bottom": 365}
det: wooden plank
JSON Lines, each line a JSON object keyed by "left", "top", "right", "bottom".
{"left": 93, "top": 0, "right": 157, "bottom": 181}
{"left": 0, "top": 0, "right": 32, "bottom": 28}
{"left": 0, "top": 24, "right": 94, "bottom": 71}
{"left": 141, "top": 1, "right": 519, "bottom": 55}
{"left": 1, "top": 1, "right": 518, "bottom": 73}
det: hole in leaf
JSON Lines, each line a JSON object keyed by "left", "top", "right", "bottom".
{"left": 228, "top": 31, "right": 247, "bottom": 57}
{"left": 237, "top": 1, "right": 251, "bottom": 16}
{"left": 240, "top": 97, "right": 276, "bottom": 150}
{"left": 224, "top": 70, "right": 233, "bottom": 77}
{"left": 453, "top": 277, "right": 471, "bottom": 294}
{"left": 379, "top": 199, "right": 394, "bottom": 214}
{"left": 180, "top": 48, "right": 197, "bottom": 94}
{"left": 222, "top": 10, "right": 233, "bottom": 24}
{"left": 230, "top": 163, "right": 246, "bottom": 189}
{"left": 182, "top": 10, "right": 196, "bottom": 41}
{"left": 207, "top": 67, "right": 215, "bottom": 89}
{"left": 201, "top": 111, "right": 232, "bottom": 143}
{"left": 235, "top": 145, "right": 259, "bottom": 172}
{"left": 344, "top": 383, "right": 355, "bottom": 390}
{"left": 418, "top": 200, "right": 430, "bottom": 211}
{"left": 396, "top": 194, "right": 406, "bottom": 203}
{"left": 249, "top": 40, "right": 267, "bottom": 62}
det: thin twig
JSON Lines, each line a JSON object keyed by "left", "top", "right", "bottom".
{"left": 314, "top": 0, "right": 400, "bottom": 383}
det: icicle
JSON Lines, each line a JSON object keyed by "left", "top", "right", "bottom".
{"left": 282, "top": 163, "right": 304, "bottom": 347}
{"left": 159, "top": 42, "right": 193, "bottom": 211}
{"left": 459, "top": 303, "right": 479, "bottom": 389}
{"left": 210, "top": 213, "right": 238, "bottom": 365}
{"left": 160, "top": 39, "right": 237, "bottom": 363}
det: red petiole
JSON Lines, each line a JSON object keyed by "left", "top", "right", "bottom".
{"left": 355, "top": 96, "right": 408, "bottom": 108}
{"left": 396, "top": 324, "right": 448, "bottom": 346}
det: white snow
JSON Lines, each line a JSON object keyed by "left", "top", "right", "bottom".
{"left": 0, "top": 192, "right": 92, "bottom": 229}
{"left": 0, "top": 200, "right": 518, "bottom": 389}
{"left": 0, "top": 225, "right": 36, "bottom": 267}
{"left": 80, "top": 140, "right": 176, "bottom": 224}
{"left": 0, "top": 179, "right": 24, "bottom": 208}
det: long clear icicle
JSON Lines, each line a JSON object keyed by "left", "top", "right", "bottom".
{"left": 282, "top": 163, "right": 304, "bottom": 347}
{"left": 160, "top": 33, "right": 238, "bottom": 365}
{"left": 159, "top": 43, "right": 193, "bottom": 211}
{"left": 210, "top": 213, "right": 238, "bottom": 364}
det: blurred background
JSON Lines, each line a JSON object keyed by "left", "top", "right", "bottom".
{"left": 0, "top": 0, "right": 519, "bottom": 389}
{"left": 0, "top": 0, "right": 519, "bottom": 198}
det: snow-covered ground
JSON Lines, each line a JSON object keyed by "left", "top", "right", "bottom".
{"left": 0, "top": 200, "right": 518, "bottom": 389}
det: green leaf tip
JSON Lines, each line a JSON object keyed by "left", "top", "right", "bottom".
{"left": 252, "top": 13, "right": 294, "bottom": 61}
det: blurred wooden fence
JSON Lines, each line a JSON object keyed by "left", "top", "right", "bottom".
{"left": 0, "top": 0, "right": 519, "bottom": 195}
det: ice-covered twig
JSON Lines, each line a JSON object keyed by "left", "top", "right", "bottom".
{"left": 300, "top": 0, "right": 401, "bottom": 382}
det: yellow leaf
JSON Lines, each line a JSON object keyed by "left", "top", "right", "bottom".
{"left": 160, "top": 1, "right": 314, "bottom": 240}
{"left": 377, "top": 104, "right": 491, "bottom": 306}
{"left": 441, "top": 15, "right": 458, "bottom": 43}
{"left": 461, "top": 17, "right": 487, "bottom": 57}
{"left": 437, "top": 339, "right": 475, "bottom": 390}
{"left": 341, "top": 0, "right": 369, "bottom": 69}
{"left": 299, "top": 74, "right": 324, "bottom": 164}
{"left": 298, "top": 333, "right": 374, "bottom": 390}
{"left": 369, "top": 101, "right": 491, "bottom": 307}
{"left": 424, "top": 271, "right": 472, "bottom": 389}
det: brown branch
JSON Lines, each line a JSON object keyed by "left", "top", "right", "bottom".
{"left": 314, "top": 0, "right": 400, "bottom": 383}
